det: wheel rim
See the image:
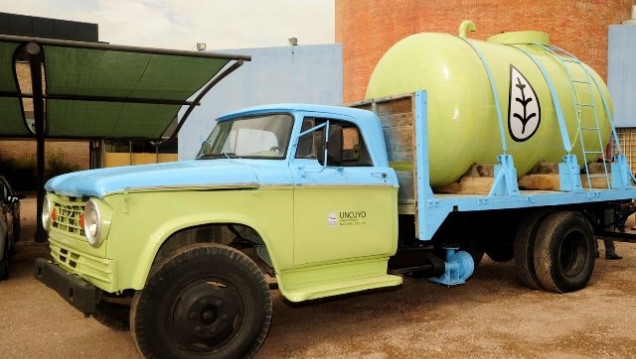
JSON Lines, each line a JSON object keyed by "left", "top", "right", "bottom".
{"left": 559, "top": 230, "right": 587, "bottom": 278}
{"left": 169, "top": 278, "right": 244, "bottom": 353}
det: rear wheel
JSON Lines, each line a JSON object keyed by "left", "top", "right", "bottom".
{"left": 130, "top": 244, "right": 272, "bottom": 359}
{"left": 533, "top": 211, "right": 595, "bottom": 293}
{"left": 514, "top": 211, "right": 551, "bottom": 290}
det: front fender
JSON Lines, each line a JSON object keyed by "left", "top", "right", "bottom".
{"left": 130, "top": 214, "right": 279, "bottom": 289}
{"left": 104, "top": 188, "right": 293, "bottom": 291}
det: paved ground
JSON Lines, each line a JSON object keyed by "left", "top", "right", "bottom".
{"left": 1, "top": 196, "right": 635, "bottom": 358}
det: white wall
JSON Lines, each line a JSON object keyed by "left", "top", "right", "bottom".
{"left": 178, "top": 44, "right": 343, "bottom": 160}
{"left": 608, "top": 24, "right": 636, "bottom": 128}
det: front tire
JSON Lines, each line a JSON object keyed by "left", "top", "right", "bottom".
{"left": 533, "top": 211, "right": 595, "bottom": 293}
{"left": 130, "top": 244, "right": 272, "bottom": 359}
{"left": 93, "top": 301, "right": 130, "bottom": 331}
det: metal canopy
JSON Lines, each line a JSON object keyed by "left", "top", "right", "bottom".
{"left": 0, "top": 34, "right": 251, "bottom": 140}
{"left": 0, "top": 34, "right": 250, "bottom": 241}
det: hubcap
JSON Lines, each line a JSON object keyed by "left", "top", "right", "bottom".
{"left": 170, "top": 279, "right": 243, "bottom": 352}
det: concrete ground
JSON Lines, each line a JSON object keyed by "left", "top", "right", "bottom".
{"left": 1, "top": 196, "right": 635, "bottom": 358}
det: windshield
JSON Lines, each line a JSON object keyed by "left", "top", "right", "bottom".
{"left": 196, "top": 114, "right": 294, "bottom": 160}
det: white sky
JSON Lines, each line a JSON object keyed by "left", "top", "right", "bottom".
{"left": 0, "top": 0, "right": 335, "bottom": 51}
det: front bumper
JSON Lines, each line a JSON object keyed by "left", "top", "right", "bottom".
{"left": 34, "top": 258, "right": 101, "bottom": 315}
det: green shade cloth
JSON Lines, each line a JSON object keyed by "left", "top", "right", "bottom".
{"left": 0, "top": 38, "right": 242, "bottom": 140}
{"left": 0, "top": 97, "right": 30, "bottom": 136}
{"left": 46, "top": 100, "right": 180, "bottom": 138}
{"left": 41, "top": 45, "right": 230, "bottom": 139}
{"left": 0, "top": 42, "right": 31, "bottom": 136}
{"left": 44, "top": 46, "right": 229, "bottom": 100}
{"left": 0, "top": 42, "right": 19, "bottom": 92}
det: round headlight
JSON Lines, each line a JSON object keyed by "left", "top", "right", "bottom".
{"left": 84, "top": 200, "right": 102, "bottom": 247}
{"left": 42, "top": 195, "right": 52, "bottom": 232}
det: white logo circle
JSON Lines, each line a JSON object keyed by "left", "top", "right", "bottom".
{"left": 327, "top": 212, "right": 338, "bottom": 227}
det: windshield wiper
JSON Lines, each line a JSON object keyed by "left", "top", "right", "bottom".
{"left": 197, "top": 152, "right": 236, "bottom": 160}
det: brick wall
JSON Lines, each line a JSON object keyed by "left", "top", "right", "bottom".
{"left": 0, "top": 62, "right": 89, "bottom": 170}
{"left": 336, "top": 0, "right": 636, "bottom": 103}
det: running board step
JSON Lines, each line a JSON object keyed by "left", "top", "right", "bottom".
{"left": 277, "top": 257, "right": 402, "bottom": 302}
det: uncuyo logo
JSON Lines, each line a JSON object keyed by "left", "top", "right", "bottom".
{"left": 327, "top": 211, "right": 338, "bottom": 227}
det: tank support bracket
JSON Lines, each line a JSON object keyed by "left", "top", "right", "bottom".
{"left": 559, "top": 155, "right": 583, "bottom": 192}
{"left": 488, "top": 154, "right": 519, "bottom": 197}
{"left": 611, "top": 155, "right": 632, "bottom": 189}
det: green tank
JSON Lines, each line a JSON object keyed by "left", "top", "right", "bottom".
{"left": 366, "top": 22, "right": 612, "bottom": 187}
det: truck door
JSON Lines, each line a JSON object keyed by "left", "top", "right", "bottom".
{"left": 291, "top": 115, "right": 397, "bottom": 266}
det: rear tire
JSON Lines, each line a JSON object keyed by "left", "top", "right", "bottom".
{"left": 130, "top": 244, "right": 272, "bottom": 359}
{"left": 514, "top": 211, "right": 551, "bottom": 290}
{"left": 533, "top": 211, "right": 595, "bottom": 293}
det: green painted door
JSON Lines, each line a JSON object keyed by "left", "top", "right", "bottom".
{"left": 291, "top": 116, "right": 398, "bottom": 266}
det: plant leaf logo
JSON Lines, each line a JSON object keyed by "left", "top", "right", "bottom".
{"left": 508, "top": 65, "right": 541, "bottom": 142}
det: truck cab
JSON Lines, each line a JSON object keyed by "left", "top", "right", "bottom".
{"left": 36, "top": 104, "right": 404, "bottom": 359}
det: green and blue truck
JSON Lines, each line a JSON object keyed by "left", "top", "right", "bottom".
{"left": 36, "top": 25, "right": 636, "bottom": 358}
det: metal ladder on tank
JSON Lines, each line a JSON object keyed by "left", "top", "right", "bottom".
{"left": 535, "top": 44, "right": 611, "bottom": 190}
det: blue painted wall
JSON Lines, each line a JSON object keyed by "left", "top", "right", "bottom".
{"left": 178, "top": 44, "right": 343, "bottom": 160}
{"left": 608, "top": 24, "right": 636, "bottom": 128}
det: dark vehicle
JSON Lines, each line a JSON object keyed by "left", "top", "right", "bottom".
{"left": 0, "top": 176, "right": 23, "bottom": 279}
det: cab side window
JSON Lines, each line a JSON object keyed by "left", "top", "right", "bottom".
{"left": 295, "top": 117, "right": 372, "bottom": 166}
{"left": 296, "top": 118, "right": 316, "bottom": 159}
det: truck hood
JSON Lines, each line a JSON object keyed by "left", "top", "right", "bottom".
{"left": 45, "top": 160, "right": 260, "bottom": 198}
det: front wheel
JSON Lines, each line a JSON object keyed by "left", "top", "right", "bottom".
{"left": 130, "top": 244, "right": 272, "bottom": 359}
{"left": 93, "top": 301, "right": 130, "bottom": 331}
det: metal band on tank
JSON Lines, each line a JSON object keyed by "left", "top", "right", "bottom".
{"left": 510, "top": 45, "right": 573, "bottom": 154}
{"left": 458, "top": 37, "right": 508, "bottom": 155}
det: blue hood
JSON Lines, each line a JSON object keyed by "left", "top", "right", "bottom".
{"left": 45, "top": 160, "right": 259, "bottom": 198}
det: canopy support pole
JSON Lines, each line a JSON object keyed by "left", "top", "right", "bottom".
{"left": 164, "top": 60, "right": 245, "bottom": 140}
{"left": 26, "top": 42, "right": 46, "bottom": 242}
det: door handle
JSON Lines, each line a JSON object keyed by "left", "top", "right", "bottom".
{"left": 371, "top": 172, "right": 388, "bottom": 179}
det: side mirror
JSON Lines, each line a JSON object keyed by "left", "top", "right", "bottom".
{"left": 317, "top": 125, "right": 343, "bottom": 166}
